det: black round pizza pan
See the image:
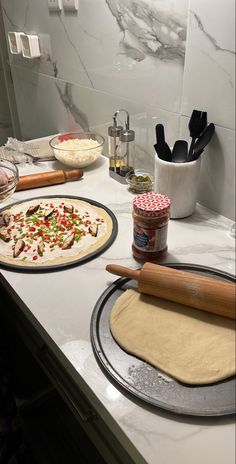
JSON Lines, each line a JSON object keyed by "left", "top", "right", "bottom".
{"left": 90, "top": 263, "right": 236, "bottom": 417}
{"left": 0, "top": 195, "right": 118, "bottom": 272}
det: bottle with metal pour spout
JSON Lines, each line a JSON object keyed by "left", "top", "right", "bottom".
{"left": 108, "top": 111, "right": 124, "bottom": 175}
{"left": 108, "top": 109, "right": 135, "bottom": 183}
{"left": 119, "top": 110, "right": 135, "bottom": 177}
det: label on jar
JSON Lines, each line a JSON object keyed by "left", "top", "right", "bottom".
{"left": 133, "top": 223, "right": 168, "bottom": 252}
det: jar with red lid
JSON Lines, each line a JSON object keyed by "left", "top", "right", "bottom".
{"left": 132, "top": 192, "right": 171, "bottom": 262}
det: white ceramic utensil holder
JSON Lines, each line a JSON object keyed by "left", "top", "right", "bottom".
{"left": 154, "top": 157, "right": 201, "bottom": 219}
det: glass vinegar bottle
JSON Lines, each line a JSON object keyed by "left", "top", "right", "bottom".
{"left": 108, "top": 115, "right": 124, "bottom": 174}
{"left": 119, "top": 129, "right": 135, "bottom": 177}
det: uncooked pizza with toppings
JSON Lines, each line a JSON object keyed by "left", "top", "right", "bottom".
{"left": 0, "top": 197, "right": 116, "bottom": 268}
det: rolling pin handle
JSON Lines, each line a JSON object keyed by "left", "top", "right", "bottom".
{"left": 64, "top": 169, "right": 83, "bottom": 181}
{"left": 106, "top": 263, "right": 235, "bottom": 320}
{"left": 106, "top": 264, "right": 140, "bottom": 281}
{"left": 16, "top": 169, "right": 83, "bottom": 191}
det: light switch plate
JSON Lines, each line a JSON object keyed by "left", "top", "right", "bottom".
{"left": 8, "top": 32, "right": 25, "bottom": 54}
{"left": 48, "top": 0, "right": 62, "bottom": 12}
{"left": 21, "top": 34, "right": 41, "bottom": 59}
{"left": 62, "top": 0, "right": 79, "bottom": 11}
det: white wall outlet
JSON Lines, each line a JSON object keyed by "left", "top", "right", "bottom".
{"left": 62, "top": 0, "right": 79, "bottom": 12}
{"left": 48, "top": 0, "right": 62, "bottom": 12}
{"left": 20, "top": 34, "right": 41, "bottom": 59}
{"left": 8, "top": 32, "right": 25, "bottom": 54}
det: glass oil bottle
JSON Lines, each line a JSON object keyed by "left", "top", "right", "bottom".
{"left": 108, "top": 109, "right": 135, "bottom": 183}
{"left": 108, "top": 112, "right": 124, "bottom": 176}
{"left": 119, "top": 110, "right": 135, "bottom": 177}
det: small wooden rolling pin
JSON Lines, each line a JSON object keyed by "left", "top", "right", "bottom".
{"left": 16, "top": 169, "right": 83, "bottom": 191}
{"left": 106, "top": 263, "right": 236, "bottom": 319}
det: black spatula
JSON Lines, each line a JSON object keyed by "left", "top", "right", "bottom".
{"left": 188, "top": 110, "right": 207, "bottom": 161}
{"left": 154, "top": 124, "right": 172, "bottom": 162}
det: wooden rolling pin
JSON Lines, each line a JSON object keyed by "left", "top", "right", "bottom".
{"left": 106, "top": 263, "right": 236, "bottom": 319}
{"left": 16, "top": 169, "right": 83, "bottom": 191}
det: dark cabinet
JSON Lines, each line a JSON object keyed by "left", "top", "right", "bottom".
{"left": 0, "top": 277, "right": 136, "bottom": 464}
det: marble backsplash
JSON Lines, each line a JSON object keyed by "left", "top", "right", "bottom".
{"left": 1, "top": 0, "right": 235, "bottom": 220}
{"left": 0, "top": 51, "right": 13, "bottom": 144}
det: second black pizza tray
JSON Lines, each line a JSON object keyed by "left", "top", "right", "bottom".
{"left": 0, "top": 195, "right": 118, "bottom": 272}
{"left": 90, "top": 263, "right": 236, "bottom": 417}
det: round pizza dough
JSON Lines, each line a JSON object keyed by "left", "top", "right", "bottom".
{"left": 109, "top": 289, "right": 236, "bottom": 385}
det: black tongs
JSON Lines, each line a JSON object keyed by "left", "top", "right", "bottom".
{"left": 188, "top": 110, "right": 207, "bottom": 161}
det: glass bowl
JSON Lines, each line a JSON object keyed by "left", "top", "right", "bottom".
{"left": 126, "top": 169, "right": 154, "bottom": 193}
{"left": 49, "top": 132, "right": 105, "bottom": 168}
{"left": 0, "top": 159, "right": 19, "bottom": 203}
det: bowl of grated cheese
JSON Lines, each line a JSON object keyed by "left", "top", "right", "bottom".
{"left": 49, "top": 132, "right": 105, "bottom": 168}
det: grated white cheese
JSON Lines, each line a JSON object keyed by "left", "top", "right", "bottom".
{"left": 54, "top": 138, "right": 103, "bottom": 168}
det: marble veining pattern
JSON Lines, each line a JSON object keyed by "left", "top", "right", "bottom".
{"left": 190, "top": 9, "right": 235, "bottom": 90}
{"left": 105, "top": 0, "right": 187, "bottom": 63}
{"left": 55, "top": 82, "right": 90, "bottom": 131}
{"left": 182, "top": 0, "right": 235, "bottom": 130}
{"left": 2, "top": 2, "right": 30, "bottom": 32}
{"left": 58, "top": 15, "right": 95, "bottom": 88}
{"left": 191, "top": 10, "right": 235, "bottom": 57}
{"left": 1, "top": 0, "right": 235, "bottom": 220}
{"left": 2, "top": 0, "right": 189, "bottom": 112}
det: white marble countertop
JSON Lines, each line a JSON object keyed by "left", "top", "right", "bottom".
{"left": 0, "top": 150, "right": 235, "bottom": 464}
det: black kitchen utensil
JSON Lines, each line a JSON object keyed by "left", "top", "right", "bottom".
{"left": 172, "top": 140, "right": 188, "bottom": 163}
{"left": 188, "top": 110, "right": 207, "bottom": 161}
{"left": 193, "top": 123, "right": 215, "bottom": 159}
{"left": 154, "top": 124, "right": 172, "bottom": 162}
{"left": 191, "top": 149, "right": 204, "bottom": 161}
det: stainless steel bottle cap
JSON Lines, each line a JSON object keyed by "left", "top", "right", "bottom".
{"left": 108, "top": 125, "right": 123, "bottom": 137}
{"left": 119, "top": 129, "right": 135, "bottom": 142}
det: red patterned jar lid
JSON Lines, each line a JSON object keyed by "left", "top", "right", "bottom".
{"left": 133, "top": 192, "right": 171, "bottom": 217}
